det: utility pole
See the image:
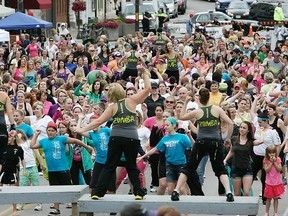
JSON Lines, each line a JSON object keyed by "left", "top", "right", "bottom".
{"left": 94, "top": 0, "right": 98, "bottom": 19}
{"left": 135, "top": 0, "right": 139, "bottom": 31}
{"left": 18, "top": 0, "right": 24, "bottom": 13}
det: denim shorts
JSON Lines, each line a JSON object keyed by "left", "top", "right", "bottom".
{"left": 166, "top": 162, "right": 184, "bottom": 182}
{"left": 230, "top": 164, "right": 253, "bottom": 179}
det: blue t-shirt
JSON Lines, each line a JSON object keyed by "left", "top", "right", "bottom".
{"left": 39, "top": 136, "right": 68, "bottom": 172}
{"left": 16, "top": 123, "right": 34, "bottom": 139}
{"left": 89, "top": 128, "right": 111, "bottom": 164}
{"left": 156, "top": 133, "right": 191, "bottom": 165}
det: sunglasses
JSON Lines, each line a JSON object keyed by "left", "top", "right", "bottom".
{"left": 104, "top": 88, "right": 109, "bottom": 91}
{"left": 166, "top": 100, "right": 174, "bottom": 104}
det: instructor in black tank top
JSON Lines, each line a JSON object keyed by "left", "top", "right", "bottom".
{"left": 170, "top": 88, "right": 235, "bottom": 202}
{"left": 0, "top": 91, "right": 16, "bottom": 173}
{"left": 76, "top": 65, "right": 151, "bottom": 200}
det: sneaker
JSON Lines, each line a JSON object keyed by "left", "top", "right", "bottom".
{"left": 128, "top": 189, "right": 132, "bottom": 195}
{"left": 123, "top": 178, "right": 128, "bottom": 184}
{"left": 150, "top": 186, "right": 157, "bottom": 193}
{"left": 91, "top": 195, "right": 100, "bottom": 200}
{"left": 171, "top": 191, "right": 180, "bottom": 201}
{"left": 110, "top": 213, "right": 117, "bottom": 215}
{"left": 34, "top": 204, "right": 43, "bottom": 211}
{"left": 16, "top": 204, "right": 24, "bottom": 211}
{"left": 48, "top": 209, "right": 60, "bottom": 215}
{"left": 226, "top": 193, "right": 234, "bottom": 202}
{"left": 50, "top": 204, "right": 55, "bottom": 209}
{"left": 135, "top": 195, "right": 144, "bottom": 200}
{"left": 66, "top": 203, "right": 72, "bottom": 209}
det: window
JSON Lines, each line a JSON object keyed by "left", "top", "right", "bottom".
{"left": 197, "top": 14, "right": 210, "bottom": 22}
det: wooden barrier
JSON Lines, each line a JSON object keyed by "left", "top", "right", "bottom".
{"left": 0, "top": 185, "right": 89, "bottom": 216}
{"left": 77, "top": 194, "right": 259, "bottom": 216}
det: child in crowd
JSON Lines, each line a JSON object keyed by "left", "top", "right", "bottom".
{"left": 263, "top": 145, "right": 285, "bottom": 216}
{"left": 0, "top": 130, "right": 26, "bottom": 216}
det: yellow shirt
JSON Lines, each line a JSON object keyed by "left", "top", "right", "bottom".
{"left": 209, "top": 92, "right": 222, "bottom": 106}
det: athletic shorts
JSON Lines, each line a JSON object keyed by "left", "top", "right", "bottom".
{"left": 0, "top": 171, "right": 17, "bottom": 184}
{"left": 48, "top": 170, "right": 72, "bottom": 186}
{"left": 20, "top": 166, "right": 40, "bottom": 186}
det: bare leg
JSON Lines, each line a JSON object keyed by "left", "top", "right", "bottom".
{"left": 174, "top": 173, "right": 188, "bottom": 191}
{"left": 54, "top": 203, "right": 60, "bottom": 211}
{"left": 273, "top": 198, "right": 278, "bottom": 215}
{"left": 266, "top": 198, "right": 271, "bottom": 215}
{"left": 157, "top": 177, "right": 167, "bottom": 195}
{"left": 232, "top": 178, "right": 242, "bottom": 196}
{"left": 219, "top": 174, "right": 231, "bottom": 193}
{"left": 242, "top": 176, "right": 253, "bottom": 196}
{"left": 167, "top": 182, "right": 176, "bottom": 195}
{"left": 12, "top": 204, "right": 18, "bottom": 216}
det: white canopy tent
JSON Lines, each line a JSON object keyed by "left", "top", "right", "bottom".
{"left": 0, "top": 5, "right": 15, "bottom": 17}
{"left": 0, "top": 29, "right": 9, "bottom": 42}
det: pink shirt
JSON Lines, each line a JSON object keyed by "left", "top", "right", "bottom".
{"left": 27, "top": 44, "right": 40, "bottom": 58}
{"left": 265, "top": 157, "right": 282, "bottom": 186}
{"left": 144, "top": 117, "right": 164, "bottom": 131}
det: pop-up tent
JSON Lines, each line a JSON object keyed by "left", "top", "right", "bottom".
{"left": 0, "top": 29, "right": 10, "bottom": 42}
{"left": 0, "top": 5, "right": 15, "bottom": 17}
{"left": 0, "top": 12, "right": 52, "bottom": 30}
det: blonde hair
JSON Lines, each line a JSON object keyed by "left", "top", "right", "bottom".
{"left": 75, "top": 67, "right": 85, "bottom": 82}
{"left": 32, "top": 101, "right": 44, "bottom": 111}
{"left": 107, "top": 83, "right": 126, "bottom": 103}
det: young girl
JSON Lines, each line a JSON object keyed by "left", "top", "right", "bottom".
{"left": 0, "top": 130, "right": 26, "bottom": 216}
{"left": 15, "top": 130, "right": 45, "bottom": 212}
{"left": 138, "top": 117, "right": 193, "bottom": 195}
{"left": 263, "top": 145, "right": 285, "bottom": 216}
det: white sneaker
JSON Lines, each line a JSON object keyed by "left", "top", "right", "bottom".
{"left": 34, "top": 203, "right": 43, "bottom": 211}
{"left": 17, "top": 204, "right": 24, "bottom": 211}
{"left": 150, "top": 186, "right": 157, "bottom": 193}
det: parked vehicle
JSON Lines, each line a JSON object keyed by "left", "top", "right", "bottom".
{"left": 226, "top": 1, "right": 250, "bottom": 19}
{"left": 177, "top": 0, "right": 187, "bottom": 14}
{"left": 124, "top": 3, "right": 158, "bottom": 30}
{"left": 249, "top": 1, "right": 288, "bottom": 22}
{"left": 215, "top": 0, "right": 254, "bottom": 13}
{"left": 159, "top": 0, "right": 178, "bottom": 18}
{"left": 192, "top": 10, "right": 261, "bottom": 36}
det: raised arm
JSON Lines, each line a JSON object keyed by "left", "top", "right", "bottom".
{"left": 128, "top": 65, "right": 151, "bottom": 105}
{"left": 4, "top": 93, "right": 15, "bottom": 128}
{"left": 76, "top": 113, "right": 91, "bottom": 138}
{"left": 30, "top": 130, "right": 41, "bottom": 149}
{"left": 76, "top": 105, "right": 114, "bottom": 133}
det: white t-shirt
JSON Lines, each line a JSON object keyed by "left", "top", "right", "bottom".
{"left": 254, "top": 127, "right": 281, "bottom": 156}
{"left": 20, "top": 140, "right": 36, "bottom": 168}
{"left": 46, "top": 44, "right": 58, "bottom": 59}
{"left": 29, "top": 115, "right": 53, "bottom": 141}
{"left": 137, "top": 126, "right": 151, "bottom": 150}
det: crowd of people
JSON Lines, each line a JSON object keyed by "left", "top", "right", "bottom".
{"left": 0, "top": 13, "right": 287, "bottom": 216}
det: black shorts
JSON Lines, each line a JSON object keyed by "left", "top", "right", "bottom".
{"left": 158, "top": 160, "right": 166, "bottom": 179}
{"left": 48, "top": 170, "right": 72, "bottom": 186}
{"left": 0, "top": 171, "right": 17, "bottom": 184}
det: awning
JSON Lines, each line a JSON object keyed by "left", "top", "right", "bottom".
{"left": 24, "top": 0, "right": 52, "bottom": 9}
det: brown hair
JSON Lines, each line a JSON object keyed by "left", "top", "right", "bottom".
{"left": 265, "top": 144, "right": 277, "bottom": 159}
{"left": 199, "top": 88, "right": 210, "bottom": 105}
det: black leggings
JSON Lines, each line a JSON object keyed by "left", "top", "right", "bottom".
{"left": 93, "top": 136, "right": 145, "bottom": 197}
{"left": 252, "top": 153, "right": 266, "bottom": 202}
{"left": 149, "top": 154, "right": 159, "bottom": 186}
{"left": 70, "top": 160, "right": 91, "bottom": 185}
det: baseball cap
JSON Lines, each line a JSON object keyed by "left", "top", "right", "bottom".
{"left": 189, "top": 13, "right": 194, "bottom": 17}
{"left": 47, "top": 121, "right": 57, "bottom": 130}
{"left": 234, "top": 83, "right": 241, "bottom": 88}
{"left": 151, "top": 82, "right": 159, "bottom": 89}
{"left": 233, "top": 48, "right": 240, "bottom": 54}
{"left": 114, "top": 52, "right": 121, "bottom": 57}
